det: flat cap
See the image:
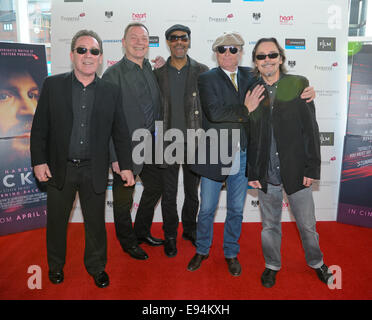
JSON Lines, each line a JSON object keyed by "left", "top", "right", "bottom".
{"left": 212, "top": 31, "right": 245, "bottom": 51}
{"left": 165, "top": 24, "right": 191, "bottom": 39}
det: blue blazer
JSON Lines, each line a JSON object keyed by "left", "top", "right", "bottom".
{"left": 189, "top": 66, "right": 256, "bottom": 181}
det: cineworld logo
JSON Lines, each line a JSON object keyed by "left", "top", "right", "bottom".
{"left": 285, "top": 38, "right": 305, "bottom": 50}
{"left": 149, "top": 36, "right": 159, "bottom": 47}
{"left": 320, "top": 132, "right": 335, "bottom": 146}
{"left": 280, "top": 15, "right": 294, "bottom": 25}
{"left": 318, "top": 37, "right": 336, "bottom": 51}
{"left": 314, "top": 62, "right": 338, "bottom": 71}
{"left": 209, "top": 13, "right": 235, "bottom": 23}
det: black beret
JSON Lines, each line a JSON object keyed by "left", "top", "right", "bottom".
{"left": 165, "top": 24, "right": 191, "bottom": 40}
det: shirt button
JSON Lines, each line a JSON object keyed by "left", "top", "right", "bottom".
{"left": 192, "top": 92, "right": 197, "bottom": 97}
{"left": 82, "top": 105, "right": 86, "bottom": 109}
{"left": 80, "top": 141, "right": 84, "bottom": 144}
{"left": 81, "top": 123, "right": 85, "bottom": 127}
{"left": 276, "top": 166, "right": 280, "bottom": 169}
{"left": 195, "top": 110, "right": 199, "bottom": 115}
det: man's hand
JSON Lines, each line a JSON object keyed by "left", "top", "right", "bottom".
{"left": 151, "top": 56, "right": 166, "bottom": 69}
{"left": 303, "top": 176, "right": 313, "bottom": 187}
{"left": 112, "top": 161, "right": 121, "bottom": 174}
{"left": 120, "top": 170, "right": 135, "bottom": 187}
{"left": 244, "top": 85, "right": 265, "bottom": 113}
{"left": 248, "top": 180, "right": 262, "bottom": 189}
{"left": 34, "top": 164, "right": 52, "bottom": 182}
{"left": 301, "top": 86, "right": 316, "bottom": 103}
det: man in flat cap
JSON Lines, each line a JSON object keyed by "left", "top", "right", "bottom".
{"left": 187, "top": 31, "right": 316, "bottom": 277}
{"left": 153, "top": 24, "right": 209, "bottom": 257}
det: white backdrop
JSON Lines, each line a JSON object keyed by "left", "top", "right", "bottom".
{"left": 51, "top": 0, "right": 349, "bottom": 223}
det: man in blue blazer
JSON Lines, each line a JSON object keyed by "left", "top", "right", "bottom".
{"left": 30, "top": 30, "right": 134, "bottom": 288}
{"left": 188, "top": 32, "right": 316, "bottom": 277}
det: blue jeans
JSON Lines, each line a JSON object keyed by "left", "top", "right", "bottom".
{"left": 258, "top": 184, "right": 324, "bottom": 271}
{"left": 196, "top": 151, "right": 247, "bottom": 258}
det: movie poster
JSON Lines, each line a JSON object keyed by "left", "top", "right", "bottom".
{"left": 0, "top": 42, "right": 48, "bottom": 236}
{"left": 337, "top": 42, "right": 372, "bottom": 228}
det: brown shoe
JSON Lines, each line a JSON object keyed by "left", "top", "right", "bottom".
{"left": 225, "top": 257, "right": 241, "bottom": 276}
{"left": 187, "top": 253, "right": 209, "bottom": 271}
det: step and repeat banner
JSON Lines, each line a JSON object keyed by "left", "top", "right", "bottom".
{"left": 0, "top": 42, "right": 48, "bottom": 236}
{"left": 0, "top": 0, "right": 342, "bottom": 226}
{"left": 50, "top": 0, "right": 349, "bottom": 224}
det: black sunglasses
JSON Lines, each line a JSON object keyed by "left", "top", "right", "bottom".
{"left": 216, "top": 46, "right": 239, "bottom": 54}
{"left": 73, "top": 47, "right": 101, "bottom": 56}
{"left": 255, "top": 53, "right": 280, "bottom": 60}
{"left": 168, "top": 35, "right": 189, "bottom": 42}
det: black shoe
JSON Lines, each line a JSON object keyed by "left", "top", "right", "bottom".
{"left": 182, "top": 231, "right": 196, "bottom": 247}
{"left": 124, "top": 245, "right": 149, "bottom": 260}
{"left": 93, "top": 271, "right": 109, "bottom": 288}
{"left": 48, "top": 270, "right": 64, "bottom": 284}
{"left": 315, "top": 264, "right": 333, "bottom": 285}
{"left": 187, "top": 253, "right": 209, "bottom": 271}
{"left": 164, "top": 238, "right": 177, "bottom": 257}
{"left": 225, "top": 257, "right": 242, "bottom": 276}
{"left": 261, "top": 268, "right": 278, "bottom": 288}
{"left": 137, "top": 235, "right": 164, "bottom": 246}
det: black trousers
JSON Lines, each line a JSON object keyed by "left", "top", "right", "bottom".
{"left": 46, "top": 162, "right": 106, "bottom": 275}
{"left": 161, "top": 163, "right": 200, "bottom": 239}
{"left": 112, "top": 163, "right": 163, "bottom": 249}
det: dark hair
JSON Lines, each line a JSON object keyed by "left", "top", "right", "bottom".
{"left": 71, "top": 29, "right": 103, "bottom": 54}
{"left": 123, "top": 22, "right": 149, "bottom": 39}
{"left": 251, "top": 37, "right": 287, "bottom": 76}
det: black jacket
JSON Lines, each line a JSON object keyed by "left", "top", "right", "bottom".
{"left": 30, "top": 72, "right": 132, "bottom": 194}
{"left": 102, "top": 57, "right": 162, "bottom": 175}
{"left": 247, "top": 74, "right": 321, "bottom": 195}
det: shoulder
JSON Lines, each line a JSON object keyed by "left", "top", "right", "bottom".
{"left": 98, "top": 77, "right": 121, "bottom": 93}
{"left": 42, "top": 72, "right": 70, "bottom": 87}
{"left": 189, "top": 57, "right": 209, "bottom": 73}
{"left": 279, "top": 74, "right": 309, "bottom": 91}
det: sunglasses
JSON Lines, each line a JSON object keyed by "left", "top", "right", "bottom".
{"left": 216, "top": 46, "right": 239, "bottom": 54}
{"left": 73, "top": 47, "right": 101, "bottom": 56}
{"left": 168, "top": 35, "right": 189, "bottom": 42}
{"left": 255, "top": 53, "right": 280, "bottom": 60}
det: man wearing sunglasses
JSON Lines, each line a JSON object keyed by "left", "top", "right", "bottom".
{"left": 102, "top": 23, "right": 165, "bottom": 261}
{"left": 247, "top": 37, "right": 333, "bottom": 288}
{"left": 30, "top": 29, "right": 135, "bottom": 288}
{"left": 152, "top": 24, "right": 209, "bottom": 257}
{"left": 188, "top": 32, "right": 316, "bottom": 277}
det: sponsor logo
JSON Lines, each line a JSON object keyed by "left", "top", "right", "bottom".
{"left": 314, "top": 62, "right": 338, "bottom": 71}
{"left": 317, "top": 37, "right": 336, "bottom": 51}
{"left": 106, "top": 60, "right": 119, "bottom": 67}
{"left": 251, "top": 200, "right": 259, "bottom": 208}
{"left": 285, "top": 38, "right": 305, "bottom": 50}
{"left": 149, "top": 36, "right": 159, "bottom": 47}
{"left": 288, "top": 60, "right": 296, "bottom": 68}
{"left": 131, "top": 12, "right": 146, "bottom": 22}
{"left": 60, "top": 13, "right": 85, "bottom": 22}
{"left": 209, "top": 13, "right": 235, "bottom": 23}
{"left": 252, "top": 12, "right": 262, "bottom": 23}
{"left": 243, "top": 0, "right": 264, "bottom": 2}
{"left": 280, "top": 15, "right": 294, "bottom": 25}
{"left": 320, "top": 132, "right": 335, "bottom": 146}
{"left": 212, "top": 0, "right": 231, "bottom": 2}
{"left": 105, "top": 11, "right": 113, "bottom": 19}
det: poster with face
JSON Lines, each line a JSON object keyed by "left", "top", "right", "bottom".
{"left": 0, "top": 42, "right": 48, "bottom": 236}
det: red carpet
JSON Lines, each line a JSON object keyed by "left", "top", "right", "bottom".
{"left": 0, "top": 222, "right": 371, "bottom": 300}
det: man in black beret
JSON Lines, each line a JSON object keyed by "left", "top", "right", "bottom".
{"left": 153, "top": 24, "right": 209, "bottom": 257}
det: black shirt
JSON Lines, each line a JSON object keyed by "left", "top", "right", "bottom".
{"left": 264, "top": 78, "right": 282, "bottom": 185}
{"left": 167, "top": 57, "right": 188, "bottom": 136}
{"left": 123, "top": 56, "right": 161, "bottom": 132}
{"left": 68, "top": 72, "right": 97, "bottom": 160}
